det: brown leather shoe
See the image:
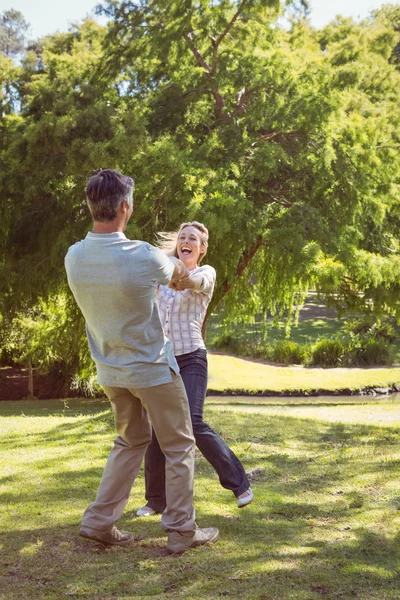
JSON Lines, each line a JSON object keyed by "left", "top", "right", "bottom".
{"left": 80, "top": 525, "right": 133, "bottom": 546}
{"left": 167, "top": 527, "right": 219, "bottom": 555}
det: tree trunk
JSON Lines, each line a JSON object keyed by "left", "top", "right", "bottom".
{"left": 27, "top": 359, "right": 34, "bottom": 398}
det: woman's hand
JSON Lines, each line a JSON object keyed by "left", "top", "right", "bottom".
{"left": 171, "top": 275, "right": 201, "bottom": 290}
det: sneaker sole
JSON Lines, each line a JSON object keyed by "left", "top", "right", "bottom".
{"left": 136, "top": 511, "right": 158, "bottom": 517}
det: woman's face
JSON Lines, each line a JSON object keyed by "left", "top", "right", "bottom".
{"left": 177, "top": 226, "right": 204, "bottom": 269}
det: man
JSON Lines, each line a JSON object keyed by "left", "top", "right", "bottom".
{"left": 65, "top": 169, "right": 219, "bottom": 555}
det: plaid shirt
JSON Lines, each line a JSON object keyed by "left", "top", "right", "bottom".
{"left": 157, "top": 265, "right": 216, "bottom": 356}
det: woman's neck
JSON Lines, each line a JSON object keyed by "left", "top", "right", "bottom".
{"left": 182, "top": 261, "right": 198, "bottom": 272}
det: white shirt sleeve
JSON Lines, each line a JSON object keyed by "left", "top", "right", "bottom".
{"left": 195, "top": 265, "right": 216, "bottom": 296}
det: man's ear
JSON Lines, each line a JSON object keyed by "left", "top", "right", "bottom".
{"left": 120, "top": 199, "right": 129, "bottom": 213}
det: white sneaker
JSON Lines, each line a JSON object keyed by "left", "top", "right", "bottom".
{"left": 136, "top": 505, "right": 157, "bottom": 517}
{"left": 237, "top": 488, "right": 254, "bottom": 508}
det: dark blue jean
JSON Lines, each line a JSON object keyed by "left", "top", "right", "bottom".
{"left": 144, "top": 348, "right": 250, "bottom": 512}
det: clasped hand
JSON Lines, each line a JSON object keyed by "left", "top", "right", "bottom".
{"left": 169, "top": 275, "right": 196, "bottom": 290}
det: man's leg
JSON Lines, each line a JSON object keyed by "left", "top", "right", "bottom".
{"left": 132, "top": 374, "right": 197, "bottom": 535}
{"left": 81, "top": 386, "right": 151, "bottom": 533}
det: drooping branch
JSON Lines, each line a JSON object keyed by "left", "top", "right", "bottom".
{"left": 203, "top": 235, "right": 265, "bottom": 335}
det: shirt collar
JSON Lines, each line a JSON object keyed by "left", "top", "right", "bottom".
{"left": 86, "top": 232, "right": 127, "bottom": 240}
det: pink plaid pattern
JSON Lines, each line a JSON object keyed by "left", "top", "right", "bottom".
{"left": 157, "top": 265, "right": 216, "bottom": 356}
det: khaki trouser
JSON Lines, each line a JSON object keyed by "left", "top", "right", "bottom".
{"left": 81, "top": 373, "right": 196, "bottom": 534}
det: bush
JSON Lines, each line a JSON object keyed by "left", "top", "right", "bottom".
{"left": 211, "top": 318, "right": 395, "bottom": 367}
{"left": 345, "top": 339, "right": 392, "bottom": 366}
{"left": 311, "top": 338, "right": 344, "bottom": 366}
{"left": 343, "top": 316, "right": 395, "bottom": 366}
{"left": 211, "top": 332, "right": 242, "bottom": 353}
{"left": 211, "top": 332, "right": 273, "bottom": 360}
{"left": 272, "top": 340, "right": 307, "bottom": 365}
{"left": 344, "top": 317, "right": 396, "bottom": 343}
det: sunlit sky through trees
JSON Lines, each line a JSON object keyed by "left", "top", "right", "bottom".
{"left": 0, "top": 0, "right": 393, "bottom": 40}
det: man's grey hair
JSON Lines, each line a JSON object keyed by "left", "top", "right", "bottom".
{"left": 86, "top": 169, "right": 135, "bottom": 222}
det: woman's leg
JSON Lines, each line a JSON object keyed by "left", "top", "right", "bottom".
{"left": 143, "top": 428, "right": 167, "bottom": 513}
{"left": 178, "top": 349, "right": 250, "bottom": 497}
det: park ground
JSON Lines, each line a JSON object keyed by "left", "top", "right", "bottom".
{"left": 0, "top": 396, "right": 399, "bottom": 599}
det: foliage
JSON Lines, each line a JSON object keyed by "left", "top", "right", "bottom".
{"left": 351, "top": 339, "right": 392, "bottom": 366}
{"left": 211, "top": 319, "right": 396, "bottom": 367}
{"left": 211, "top": 330, "right": 273, "bottom": 359}
{"left": 343, "top": 315, "right": 396, "bottom": 342}
{"left": 310, "top": 338, "right": 344, "bottom": 366}
{"left": 272, "top": 339, "right": 307, "bottom": 364}
{"left": 372, "top": 3, "right": 400, "bottom": 68}
{"left": 1, "top": 2, "right": 400, "bottom": 385}
{"left": 0, "top": 9, "right": 29, "bottom": 57}
{"left": 0, "top": 293, "right": 98, "bottom": 395}
{"left": 340, "top": 315, "right": 395, "bottom": 366}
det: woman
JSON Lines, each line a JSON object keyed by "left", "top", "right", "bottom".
{"left": 137, "top": 221, "right": 253, "bottom": 517}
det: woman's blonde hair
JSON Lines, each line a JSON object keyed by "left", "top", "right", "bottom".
{"left": 157, "top": 221, "right": 209, "bottom": 265}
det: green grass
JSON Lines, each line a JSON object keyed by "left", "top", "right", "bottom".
{"left": 207, "top": 317, "right": 344, "bottom": 347}
{"left": 208, "top": 353, "right": 400, "bottom": 393}
{"left": 1, "top": 397, "right": 400, "bottom": 599}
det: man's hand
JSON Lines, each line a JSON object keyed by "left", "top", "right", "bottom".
{"left": 171, "top": 275, "right": 196, "bottom": 290}
{"left": 169, "top": 257, "right": 190, "bottom": 285}
{"left": 171, "top": 273, "right": 204, "bottom": 291}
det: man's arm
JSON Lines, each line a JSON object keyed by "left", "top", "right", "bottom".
{"left": 169, "top": 256, "right": 190, "bottom": 283}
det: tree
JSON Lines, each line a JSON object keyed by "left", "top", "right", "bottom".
{"left": 96, "top": 0, "right": 400, "bottom": 324}
{"left": 0, "top": 9, "right": 29, "bottom": 58}
{"left": 0, "top": 2, "right": 399, "bottom": 392}
{"left": 372, "top": 3, "right": 400, "bottom": 68}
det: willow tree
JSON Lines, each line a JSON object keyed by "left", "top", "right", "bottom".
{"left": 1, "top": 1, "right": 399, "bottom": 389}
{"left": 0, "top": 19, "right": 148, "bottom": 311}
{"left": 96, "top": 0, "right": 400, "bottom": 325}
{"left": 0, "top": 19, "right": 149, "bottom": 386}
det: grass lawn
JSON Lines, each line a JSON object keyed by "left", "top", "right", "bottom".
{"left": 1, "top": 397, "right": 400, "bottom": 599}
{"left": 207, "top": 353, "right": 400, "bottom": 393}
{"left": 207, "top": 317, "right": 344, "bottom": 347}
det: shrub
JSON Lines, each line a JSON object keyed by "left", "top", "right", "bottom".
{"left": 343, "top": 316, "right": 395, "bottom": 366}
{"left": 344, "top": 317, "right": 396, "bottom": 343}
{"left": 311, "top": 338, "right": 344, "bottom": 367}
{"left": 346, "top": 339, "right": 392, "bottom": 366}
{"left": 211, "top": 332, "right": 273, "bottom": 360}
{"left": 211, "top": 332, "right": 242, "bottom": 353}
{"left": 272, "top": 340, "right": 307, "bottom": 365}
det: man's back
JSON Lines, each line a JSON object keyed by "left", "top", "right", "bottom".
{"left": 65, "top": 231, "right": 177, "bottom": 388}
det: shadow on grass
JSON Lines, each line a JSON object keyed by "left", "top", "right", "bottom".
{"left": 1, "top": 512, "right": 399, "bottom": 599}
{"left": 1, "top": 401, "right": 400, "bottom": 599}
